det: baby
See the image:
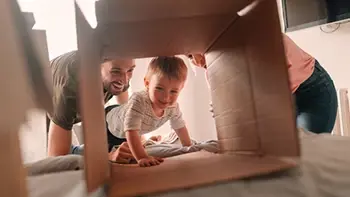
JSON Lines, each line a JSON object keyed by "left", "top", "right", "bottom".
{"left": 105, "top": 56, "right": 192, "bottom": 167}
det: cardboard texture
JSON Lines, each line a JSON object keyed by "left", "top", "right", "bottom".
{"left": 109, "top": 151, "right": 296, "bottom": 197}
{"left": 205, "top": 0, "right": 299, "bottom": 156}
{"left": 74, "top": 0, "right": 301, "bottom": 196}
{"left": 75, "top": 4, "right": 111, "bottom": 193}
{"left": 0, "top": 0, "right": 300, "bottom": 196}
{"left": 0, "top": 0, "right": 52, "bottom": 197}
{"left": 94, "top": 0, "right": 253, "bottom": 59}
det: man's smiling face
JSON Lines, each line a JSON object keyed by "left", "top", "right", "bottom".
{"left": 101, "top": 58, "right": 136, "bottom": 95}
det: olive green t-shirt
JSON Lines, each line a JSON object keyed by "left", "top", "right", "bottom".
{"left": 48, "top": 50, "right": 125, "bottom": 131}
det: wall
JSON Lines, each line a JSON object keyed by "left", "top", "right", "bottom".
{"left": 286, "top": 23, "right": 350, "bottom": 89}
{"left": 277, "top": 0, "right": 350, "bottom": 89}
{"left": 19, "top": 0, "right": 77, "bottom": 59}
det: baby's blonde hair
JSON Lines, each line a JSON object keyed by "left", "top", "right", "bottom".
{"left": 145, "top": 56, "right": 188, "bottom": 82}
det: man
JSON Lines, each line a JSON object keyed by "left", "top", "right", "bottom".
{"left": 47, "top": 50, "right": 135, "bottom": 162}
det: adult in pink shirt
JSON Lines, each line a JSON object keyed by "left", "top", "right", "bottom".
{"left": 189, "top": 34, "right": 337, "bottom": 134}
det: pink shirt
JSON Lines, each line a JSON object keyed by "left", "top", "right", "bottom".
{"left": 205, "top": 34, "right": 315, "bottom": 93}
{"left": 282, "top": 34, "right": 315, "bottom": 93}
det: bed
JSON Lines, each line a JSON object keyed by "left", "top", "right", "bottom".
{"left": 26, "top": 130, "right": 350, "bottom": 197}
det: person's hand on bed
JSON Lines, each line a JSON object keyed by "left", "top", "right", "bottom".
{"left": 188, "top": 54, "right": 207, "bottom": 69}
{"left": 149, "top": 135, "right": 162, "bottom": 142}
{"left": 138, "top": 156, "right": 164, "bottom": 167}
{"left": 108, "top": 142, "right": 134, "bottom": 164}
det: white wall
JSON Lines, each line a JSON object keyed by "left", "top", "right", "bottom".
{"left": 286, "top": 24, "right": 350, "bottom": 89}
{"left": 276, "top": 0, "right": 350, "bottom": 89}
{"left": 18, "top": 0, "right": 77, "bottom": 59}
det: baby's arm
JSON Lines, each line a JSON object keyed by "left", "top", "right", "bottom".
{"left": 174, "top": 126, "right": 192, "bottom": 147}
{"left": 126, "top": 130, "right": 163, "bottom": 167}
{"left": 126, "top": 130, "right": 148, "bottom": 159}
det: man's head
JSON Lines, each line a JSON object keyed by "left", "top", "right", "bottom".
{"left": 101, "top": 58, "right": 136, "bottom": 95}
{"left": 144, "top": 56, "right": 188, "bottom": 110}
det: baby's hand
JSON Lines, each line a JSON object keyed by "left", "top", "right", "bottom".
{"left": 138, "top": 156, "right": 164, "bottom": 167}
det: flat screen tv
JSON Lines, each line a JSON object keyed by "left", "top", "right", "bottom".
{"left": 282, "top": 0, "right": 350, "bottom": 32}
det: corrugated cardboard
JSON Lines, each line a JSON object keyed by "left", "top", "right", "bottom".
{"left": 75, "top": 4, "right": 111, "bottom": 193}
{"left": 74, "top": 0, "right": 300, "bottom": 196}
{"left": 205, "top": 0, "right": 299, "bottom": 157}
{"left": 109, "top": 151, "right": 296, "bottom": 197}
{"left": 94, "top": 0, "right": 253, "bottom": 59}
{"left": 0, "top": 1, "right": 51, "bottom": 197}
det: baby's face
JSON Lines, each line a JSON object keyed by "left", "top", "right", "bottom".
{"left": 145, "top": 75, "right": 184, "bottom": 111}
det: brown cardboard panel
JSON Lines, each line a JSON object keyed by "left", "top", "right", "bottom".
{"left": 93, "top": 0, "right": 258, "bottom": 59}
{"left": 75, "top": 3, "right": 110, "bottom": 193}
{"left": 99, "top": 16, "right": 236, "bottom": 59}
{"left": 0, "top": 0, "right": 38, "bottom": 196}
{"left": 108, "top": 151, "right": 297, "bottom": 197}
{"left": 206, "top": 29, "right": 261, "bottom": 155}
{"left": 75, "top": 0, "right": 301, "bottom": 195}
{"left": 95, "top": 0, "right": 253, "bottom": 22}
{"left": 0, "top": 131, "right": 28, "bottom": 197}
{"left": 8, "top": 1, "right": 53, "bottom": 114}
{"left": 206, "top": 0, "right": 300, "bottom": 157}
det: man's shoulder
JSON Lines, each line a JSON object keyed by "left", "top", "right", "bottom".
{"left": 50, "top": 50, "right": 79, "bottom": 86}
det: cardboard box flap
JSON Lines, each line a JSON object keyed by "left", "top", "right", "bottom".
{"left": 109, "top": 151, "right": 297, "bottom": 197}
{"left": 94, "top": 0, "right": 253, "bottom": 59}
{"left": 75, "top": 3, "right": 110, "bottom": 193}
{"left": 75, "top": 0, "right": 301, "bottom": 196}
{"left": 206, "top": 0, "right": 300, "bottom": 157}
{"left": 95, "top": 0, "right": 253, "bottom": 22}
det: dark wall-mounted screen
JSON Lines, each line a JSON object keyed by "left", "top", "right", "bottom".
{"left": 282, "top": 0, "right": 350, "bottom": 32}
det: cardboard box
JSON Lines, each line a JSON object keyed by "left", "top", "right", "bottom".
{"left": 75, "top": 0, "right": 300, "bottom": 196}
{"left": 0, "top": 0, "right": 300, "bottom": 196}
{"left": 0, "top": 1, "right": 52, "bottom": 197}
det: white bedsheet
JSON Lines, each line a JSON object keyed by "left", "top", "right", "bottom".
{"left": 27, "top": 131, "right": 350, "bottom": 197}
{"left": 150, "top": 132, "right": 350, "bottom": 197}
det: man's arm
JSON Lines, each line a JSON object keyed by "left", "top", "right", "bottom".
{"left": 116, "top": 91, "right": 129, "bottom": 104}
{"left": 47, "top": 121, "right": 72, "bottom": 156}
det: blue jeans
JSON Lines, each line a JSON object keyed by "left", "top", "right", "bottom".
{"left": 294, "top": 60, "right": 338, "bottom": 134}
{"left": 70, "top": 144, "right": 84, "bottom": 155}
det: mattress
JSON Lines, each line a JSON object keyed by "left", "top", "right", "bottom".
{"left": 149, "top": 131, "right": 350, "bottom": 197}
{"left": 27, "top": 131, "right": 350, "bottom": 197}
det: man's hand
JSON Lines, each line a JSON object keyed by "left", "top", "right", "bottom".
{"left": 138, "top": 156, "right": 164, "bottom": 167}
{"left": 108, "top": 142, "right": 134, "bottom": 164}
{"left": 188, "top": 54, "right": 207, "bottom": 69}
{"left": 149, "top": 135, "right": 162, "bottom": 142}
